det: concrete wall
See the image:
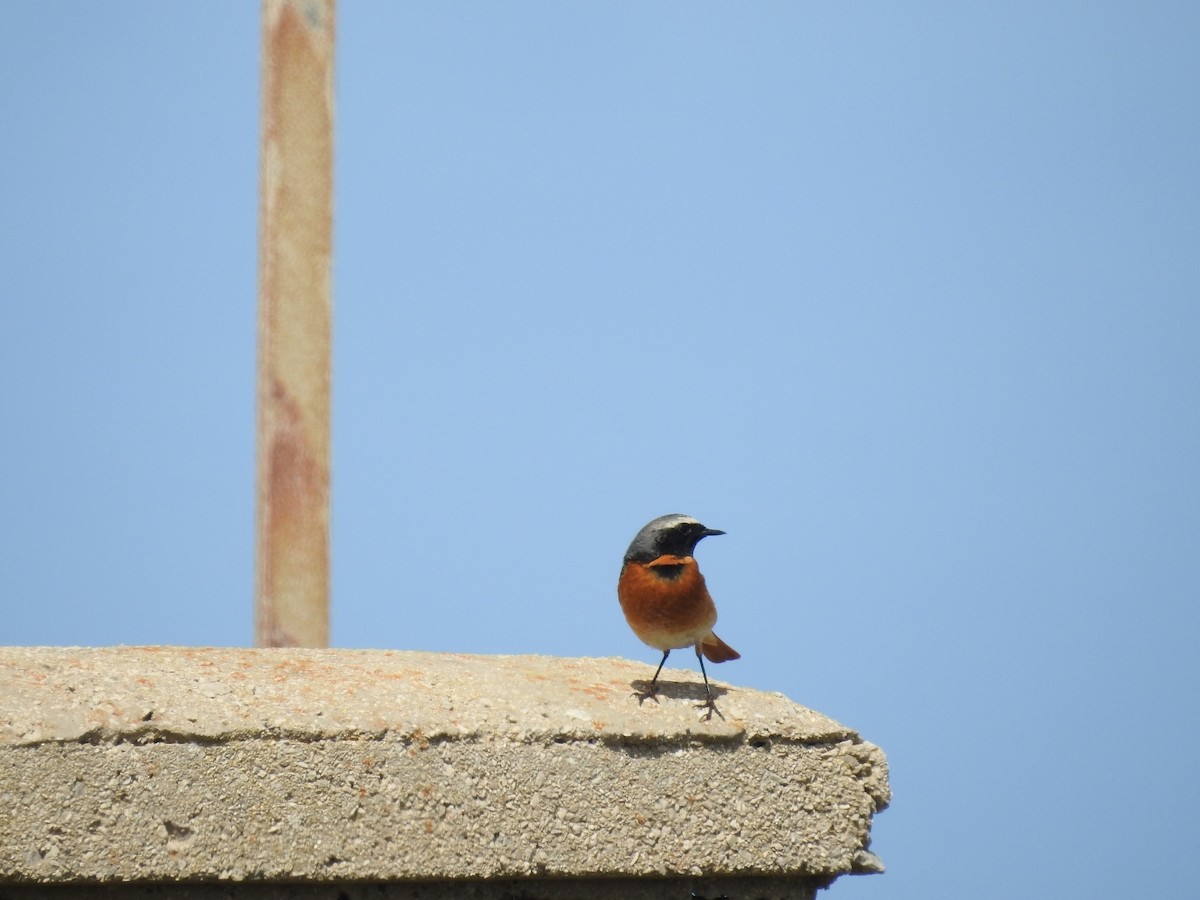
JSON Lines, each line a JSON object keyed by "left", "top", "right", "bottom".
{"left": 0, "top": 647, "right": 889, "bottom": 898}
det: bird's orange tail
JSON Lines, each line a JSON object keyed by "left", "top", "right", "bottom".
{"left": 700, "top": 632, "right": 740, "bottom": 663}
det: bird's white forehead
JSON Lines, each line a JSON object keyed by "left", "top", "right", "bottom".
{"left": 646, "top": 514, "right": 700, "bottom": 531}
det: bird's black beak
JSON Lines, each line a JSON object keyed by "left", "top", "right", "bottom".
{"left": 701, "top": 528, "right": 726, "bottom": 538}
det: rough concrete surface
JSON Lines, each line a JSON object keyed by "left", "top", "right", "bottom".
{"left": 0, "top": 647, "right": 888, "bottom": 896}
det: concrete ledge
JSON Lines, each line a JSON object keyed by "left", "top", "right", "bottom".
{"left": 0, "top": 647, "right": 888, "bottom": 896}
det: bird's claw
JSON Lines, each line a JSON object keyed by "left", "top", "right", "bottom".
{"left": 632, "top": 683, "right": 660, "bottom": 706}
{"left": 696, "top": 697, "right": 724, "bottom": 722}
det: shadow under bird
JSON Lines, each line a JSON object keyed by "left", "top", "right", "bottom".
{"left": 617, "top": 514, "right": 740, "bottom": 720}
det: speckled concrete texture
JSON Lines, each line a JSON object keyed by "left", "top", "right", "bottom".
{"left": 0, "top": 647, "right": 888, "bottom": 894}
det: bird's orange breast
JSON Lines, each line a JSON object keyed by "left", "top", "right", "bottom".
{"left": 617, "top": 555, "right": 718, "bottom": 651}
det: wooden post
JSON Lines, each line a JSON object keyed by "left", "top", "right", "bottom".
{"left": 256, "top": 0, "right": 335, "bottom": 647}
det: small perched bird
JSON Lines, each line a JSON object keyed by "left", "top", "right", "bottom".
{"left": 617, "top": 514, "right": 740, "bottom": 719}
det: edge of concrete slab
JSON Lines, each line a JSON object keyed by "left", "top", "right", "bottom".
{"left": 0, "top": 647, "right": 889, "bottom": 890}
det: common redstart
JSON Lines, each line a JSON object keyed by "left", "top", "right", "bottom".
{"left": 617, "top": 514, "right": 740, "bottom": 719}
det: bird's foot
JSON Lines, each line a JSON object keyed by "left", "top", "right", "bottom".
{"left": 696, "top": 696, "right": 724, "bottom": 722}
{"left": 632, "top": 682, "right": 660, "bottom": 706}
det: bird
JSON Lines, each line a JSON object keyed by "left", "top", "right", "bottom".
{"left": 617, "top": 514, "right": 740, "bottom": 719}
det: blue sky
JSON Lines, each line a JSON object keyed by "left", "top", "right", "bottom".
{"left": 3, "top": 3, "right": 1198, "bottom": 898}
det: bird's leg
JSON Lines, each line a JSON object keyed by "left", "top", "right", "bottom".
{"left": 634, "top": 650, "right": 670, "bottom": 704}
{"left": 695, "top": 646, "right": 723, "bottom": 721}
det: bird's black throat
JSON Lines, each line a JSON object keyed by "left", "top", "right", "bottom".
{"left": 647, "top": 563, "right": 686, "bottom": 581}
